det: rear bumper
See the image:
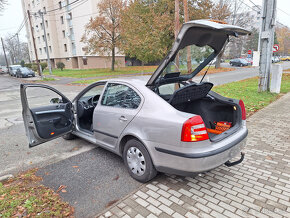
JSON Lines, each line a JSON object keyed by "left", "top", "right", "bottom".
{"left": 146, "top": 127, "right": 248, "bottom": 176}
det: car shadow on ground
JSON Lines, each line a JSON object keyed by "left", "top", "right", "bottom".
{"left": 37, "top": 144, "right": 142, "bottom": 218}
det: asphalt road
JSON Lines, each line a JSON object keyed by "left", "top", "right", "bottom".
{"left": 0, "top": 62, "right": 289, "bottom": 217}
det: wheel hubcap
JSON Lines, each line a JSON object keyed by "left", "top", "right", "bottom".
{"left": 127, "top": 147, "right": 146, "bottom": 176}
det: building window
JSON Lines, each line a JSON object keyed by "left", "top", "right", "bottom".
{"left": 82, "top": 57, "right": 87, "bottom": 65}
{"left": 60, "top": 16, "right": 64, "bottom": 24}
{"left": 64, "top": 44, "right": 67, "bottom": 52}
{"left": 49, "top": 46, "right": 52, "bottom": 53}
{"left": 62, "top": 30, "right": 65, "bottom": 38}
{"left": 68, "top": 12, "right": 72, "bottom": 20}
{"left": 36, "top": 25, "right": 39, "bottom": 32}
{"left": 39, "top": 48, "right": 42, "bottom": 54}
{"left": 43, "top": 7, "right": 46, "bottom": 13}
{"left": 44, "top": 47, "right": 46, "bottom": 53}
{"left": 45, "top": 20, "right": 48, "bottom": 28}
{"left": 59, "top": 1, "right": 62, "bottom": 9}
{"left": 40, "top": 23, "right": 43, "bottom": 29}
{"left": 42, "top": 35, "right": 45, "bottom": 41}
{"left": 47, "top": 33, "right": 50, "bottom": 41}
{"left": 32, "top": 0, "right": 35, "bottom": 7}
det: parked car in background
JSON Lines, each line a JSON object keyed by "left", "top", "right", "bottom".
{"left": 20, "top": 20, "right": 250, "bottom": 182}
{"left": 244, "top": 58, "right": 253, "bottom": 65}
{"left": 9, "top": 65, "right": 22, "bottom": 76}
{"left": 272, "top": 56, "right": 280, "bottom": 63}
{"left": 280, "top": 56, "right": 290, "bottom": 61}
{"left": 0, "top": 66, "right": 9, "bottom": 74}
{"left": 16, "top": 67, "right": 35, "bottom": 78}
{"left": 229, "top": 58, "right": 249, "bottom": 67}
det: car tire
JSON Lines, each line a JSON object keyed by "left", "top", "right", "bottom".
{"left": 123, "top": 139, "right": 157, "bottom": 183}
{"left": 62, "top": 132, "right": 77, "bottom": 140}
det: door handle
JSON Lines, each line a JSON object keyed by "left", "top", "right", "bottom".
{"left": 119, "top": 116, "right": 128, "bottom": 122}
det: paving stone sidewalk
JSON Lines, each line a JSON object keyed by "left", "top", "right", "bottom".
{"left": 99, "top": 93, "right": 290, "bottom": 218}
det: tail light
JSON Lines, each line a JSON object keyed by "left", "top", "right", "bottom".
{"left": 239, "top": 100, "right": 246, "bottom": 120}
{"left": 181, "top": 116, "right": 209, "bottom": 142}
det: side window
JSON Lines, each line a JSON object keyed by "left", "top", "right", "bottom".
{"left": 101, "top": 83, "right": 141, "bottom": 109}
{"left": 26, "top": 87, "right": 66, "bottom": 108}
{"left": 158, "top": 83, "right": 185, "bottom": 95}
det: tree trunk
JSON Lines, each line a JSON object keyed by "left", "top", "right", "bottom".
{"left": 183, "top": 0, "right": 192, "bottom": 73}
{"left": 215, "top": 42, "right": 227, "bottom": 69}
{"left": 111, "top": 46, "right": 115, "bottom": 71}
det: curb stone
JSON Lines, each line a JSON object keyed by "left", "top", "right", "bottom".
{"left": 0, "top": 174, "right": 14, "bottom": 182}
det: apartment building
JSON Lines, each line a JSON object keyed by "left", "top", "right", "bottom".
{"left": 21, "top": 0, "right": 125, "bottom": 69}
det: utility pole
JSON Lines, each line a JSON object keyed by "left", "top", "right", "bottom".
{"left": 1, "top": 37, "right": 9, "bottom": 73}
{"left": 27, "top": 10, "right": 42, "bottom": 77}
{"left": 258, "top": 0, "right": 277, "bottom": 92}
{"left": 232, "top": 0, "right": 237, "bottom": 25}
{"left": 16, "top": 33, "right": 21, "bottom": 64}
{"left": 183, "top": 0, "right": 192, "bottom": 74}
{"left": 39, "top": 10, "right": 52, "bottom": 75}
{"left": 174, "top": 0, "right": 180, "bottom": 70}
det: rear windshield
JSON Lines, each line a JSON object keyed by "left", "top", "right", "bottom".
{"left": 160, "top": 45, "right": 214, "bottom": 78}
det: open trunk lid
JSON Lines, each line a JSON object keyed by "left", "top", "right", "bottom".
{"left": 146, "top": 20, "right": 251, "bottom": 87}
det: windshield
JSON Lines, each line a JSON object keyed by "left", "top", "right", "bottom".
{"left": 21, "top": 68, "right": 30, "bottom": 73}
{"left": 160, "top": 45, "right": 214, "bottom": 79}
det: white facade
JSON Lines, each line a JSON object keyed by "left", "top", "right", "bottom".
{"left": 21, "top": 0, "right": 125, "bottom": 69}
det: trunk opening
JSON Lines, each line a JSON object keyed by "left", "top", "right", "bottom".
{"left": 155, "top": 82, "right": 242, "bottom": 141}
{"left": 173, "top": 97, "right": 239, "bottom": 141}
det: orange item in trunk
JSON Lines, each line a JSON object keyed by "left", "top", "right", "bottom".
{"left": 207, "top": 121, "right": 232, "bottom": 135}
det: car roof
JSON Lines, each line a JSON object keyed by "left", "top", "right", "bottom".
{"left": 99, "top": 78, "right": 147, "bottom": 87}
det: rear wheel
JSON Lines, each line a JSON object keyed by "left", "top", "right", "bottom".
{"left": 123, "top": 139, "right": 157, "bottom": 183}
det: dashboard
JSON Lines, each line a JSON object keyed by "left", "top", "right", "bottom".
{"left": 77, "top": 95, "right": 100, "bottom": 118}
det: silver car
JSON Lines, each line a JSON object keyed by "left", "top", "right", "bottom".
{"left": 21, "top": 20, "right": 250, "bottom": 182}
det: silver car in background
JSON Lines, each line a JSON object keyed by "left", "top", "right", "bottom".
{"left": 21, "top": 20, "right": 250, "bottom": 182}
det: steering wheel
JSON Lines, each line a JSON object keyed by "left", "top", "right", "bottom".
{"left": 91, "top": 95, "right": 100, "bottom": 107}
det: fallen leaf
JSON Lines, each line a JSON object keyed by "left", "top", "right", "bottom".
{"left": 266, "top": 156, "right": 273, "bottom": 160}
{"left": 113, "top": 174, "right": 119, "bottom": 181}
{"left": 72, "top": 166, "right": 79, "bottom": 168}
{"left": 61, "top": 189, "right": 67, "bottom": 193}
{"left": 105, "top": 199, "right": 119, "bottom": 208}
{"left": 56, "top": 185, "right": 67, "bottom": 193}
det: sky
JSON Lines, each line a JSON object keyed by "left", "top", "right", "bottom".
{"left": 0, "top": 0, "right": 289, "bottom": 46}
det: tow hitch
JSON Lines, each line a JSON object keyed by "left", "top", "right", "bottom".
{"left": 225, "top": 152, "right": 245, "bottom": 167}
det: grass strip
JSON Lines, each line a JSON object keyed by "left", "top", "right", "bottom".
{"left": 0, "top": 169, "right": 74, "bottom": 217}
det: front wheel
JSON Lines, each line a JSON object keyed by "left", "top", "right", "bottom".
{"left": 123, "top": 139, "right": 157, "bottom": 183}
{"left": 62, "top": 132, "right": 77, "bottom": 140}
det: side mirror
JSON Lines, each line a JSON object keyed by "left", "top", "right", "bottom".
{"left": 50, "top": 97, "right": 62, "bottom": 104}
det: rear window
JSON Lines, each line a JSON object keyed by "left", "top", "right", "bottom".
{"left": 161, "top": 45, "right": 214, "bottom": 77}
{"left": 101, "top": 83, "right": 141, "bottom": 109}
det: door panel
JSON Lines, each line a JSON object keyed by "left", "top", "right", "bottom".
{"left": 92, "top": 83, "right": 143, "bottom": 148}
{"left": 30, "top": 104, "right": 72, "bottom": 139}
{"left": 20, "top": 84, "right": 74, "bottom": 147}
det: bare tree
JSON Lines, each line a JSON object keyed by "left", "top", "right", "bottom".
{"left": 0, "top": 0, "right": 7, "bottom": 12}
{"left": 5, "top": 35, "right": 19, "bottom": 64}
{"left": 81, "top": 0, "right": 124, "bottom": 71}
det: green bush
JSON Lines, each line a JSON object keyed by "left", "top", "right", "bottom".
{"left": 56, "top": 62, "right": 65, "bottom": 71}
{"left": 40, "top": 62, "right": 48, "bottom": 71}
{"left": 24, "top": 63, "right": 32, "bottom": 69}
{"left": 31, "top": 64, "right": 38, "bottom": 72}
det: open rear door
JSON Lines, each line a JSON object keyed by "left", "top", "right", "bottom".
{"left": 20, "top": 84, "right": 74, "bottom": 147}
